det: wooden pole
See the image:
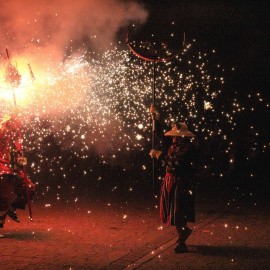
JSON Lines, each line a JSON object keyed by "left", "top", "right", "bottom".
{"left": 12, "top": 88, "right": 33, "bottom": 222}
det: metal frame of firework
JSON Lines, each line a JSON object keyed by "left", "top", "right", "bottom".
{"left": 5, "top": 48, "right": 34, "bottom": 221}
{"left": 126, "top": 30, "right": 181, "bottom": 194}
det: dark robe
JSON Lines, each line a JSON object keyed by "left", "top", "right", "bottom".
{"left": 159, "top": 140, "right": 196, "bottom": 226}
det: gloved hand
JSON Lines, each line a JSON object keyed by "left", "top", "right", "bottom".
{"left": 17, "top": 157, "right": 27, "bottom": 166}
{"left": 149, "top": 104, "right": 160, "bottom": 120}
{"left": 150, "top": 149, "right": 162, "bottom": 160}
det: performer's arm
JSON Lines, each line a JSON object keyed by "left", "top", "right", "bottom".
{"left": 149, "top": 104, "right": 172, "bottom": 147}
{"left": 13, "top": 133, "right": 27, "bottom": 166}
{"left": 151, "top": 143, "right": 190, "bottom": 168}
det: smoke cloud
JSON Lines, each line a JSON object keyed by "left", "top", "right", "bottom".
{"left": 0, "top": 0, "right": 149, "bottom": 157}
{"left": 0, "top": 0, "right": 148, "bottom": 56}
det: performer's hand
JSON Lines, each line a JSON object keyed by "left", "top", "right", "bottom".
{"left": 150, "top": 149, "right": 162, "bottom": 160}
{"left": 149, "top": 104, "right": 160, "bottom": 120}
{"left": 17, "top": 157, "right": 27, "bottom": 166}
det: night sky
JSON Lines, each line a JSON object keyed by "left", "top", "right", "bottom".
{"left": 125, "top": 1, "right": 270, "bottom": 187}
{"left": 124, "top": 0, "right": 270, "bottom": 178}
{"left": 127, "top": 0, "right": 269, "bottom": 95}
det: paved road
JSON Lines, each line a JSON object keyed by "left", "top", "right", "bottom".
{"left": 1, "top": 184, "right": 269, "bottom": 270}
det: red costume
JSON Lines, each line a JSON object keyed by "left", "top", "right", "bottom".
{"left": 159, "top": 141, "right": 195, "bottom": 226}
{"left": 0, "top": 116, "right": 35, "bottom": 228}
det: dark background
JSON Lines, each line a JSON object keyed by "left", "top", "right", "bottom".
{"left": 123, "top": 0, "right": 269, "bottom": 95}
{"left": 24, "top": 0, "right": 270, "bottom": 202}
{"left": 120, "top": 0, "right": 270, "bottom": 187}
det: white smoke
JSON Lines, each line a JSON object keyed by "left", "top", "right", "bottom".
{"left": 0, "top": 0, "right": 148, "bottom": 56}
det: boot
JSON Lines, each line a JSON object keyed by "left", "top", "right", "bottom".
{"left": 177, "top": 227, "right": 192, "bottom": 245}
{"left": 7, "top": 210, "right": 20, "bottom": 223}
{"left": 174, "top": 243, "right": 188, "bottom": 253}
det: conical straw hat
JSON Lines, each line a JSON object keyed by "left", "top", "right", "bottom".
{"left": 164, "top": 122, "right": 195, "bottom": 137}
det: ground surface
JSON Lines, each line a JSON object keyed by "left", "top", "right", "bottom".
{"left": 1, "top": 184, "right": 269, "bottom": 270}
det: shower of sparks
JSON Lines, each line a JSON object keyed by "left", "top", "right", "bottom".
{"left": 0, "top": 40, "right": 269, "bottom": 199}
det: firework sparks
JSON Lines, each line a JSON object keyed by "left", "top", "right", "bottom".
{"left": 0, "top": 39, "right": 268, "bottom": 200}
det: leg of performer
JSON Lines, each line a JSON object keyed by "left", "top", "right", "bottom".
{"left": 0, "top": 175, "right": 15, "bottom": 235}
{"left": 174, "top": 220, "right": 193, "bottom": 253}
{"left": 0, "top": 175, "right": 3, "bottom": 237}
{"left": 9, "top": 177, "right": 35, "bottom": 220}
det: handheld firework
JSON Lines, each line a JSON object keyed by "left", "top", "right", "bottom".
{"left": 126, "top": 30, "right": 181, "bottom": 195}
{"left": 4, "top": 48, "right": 35, "bottom": 221}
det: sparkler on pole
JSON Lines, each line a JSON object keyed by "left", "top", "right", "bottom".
{"left": 5, "top": 48, "right": 35, "bottom": 221}
{"left": 126, "top": 30, "right": 181, "bottom": 194}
